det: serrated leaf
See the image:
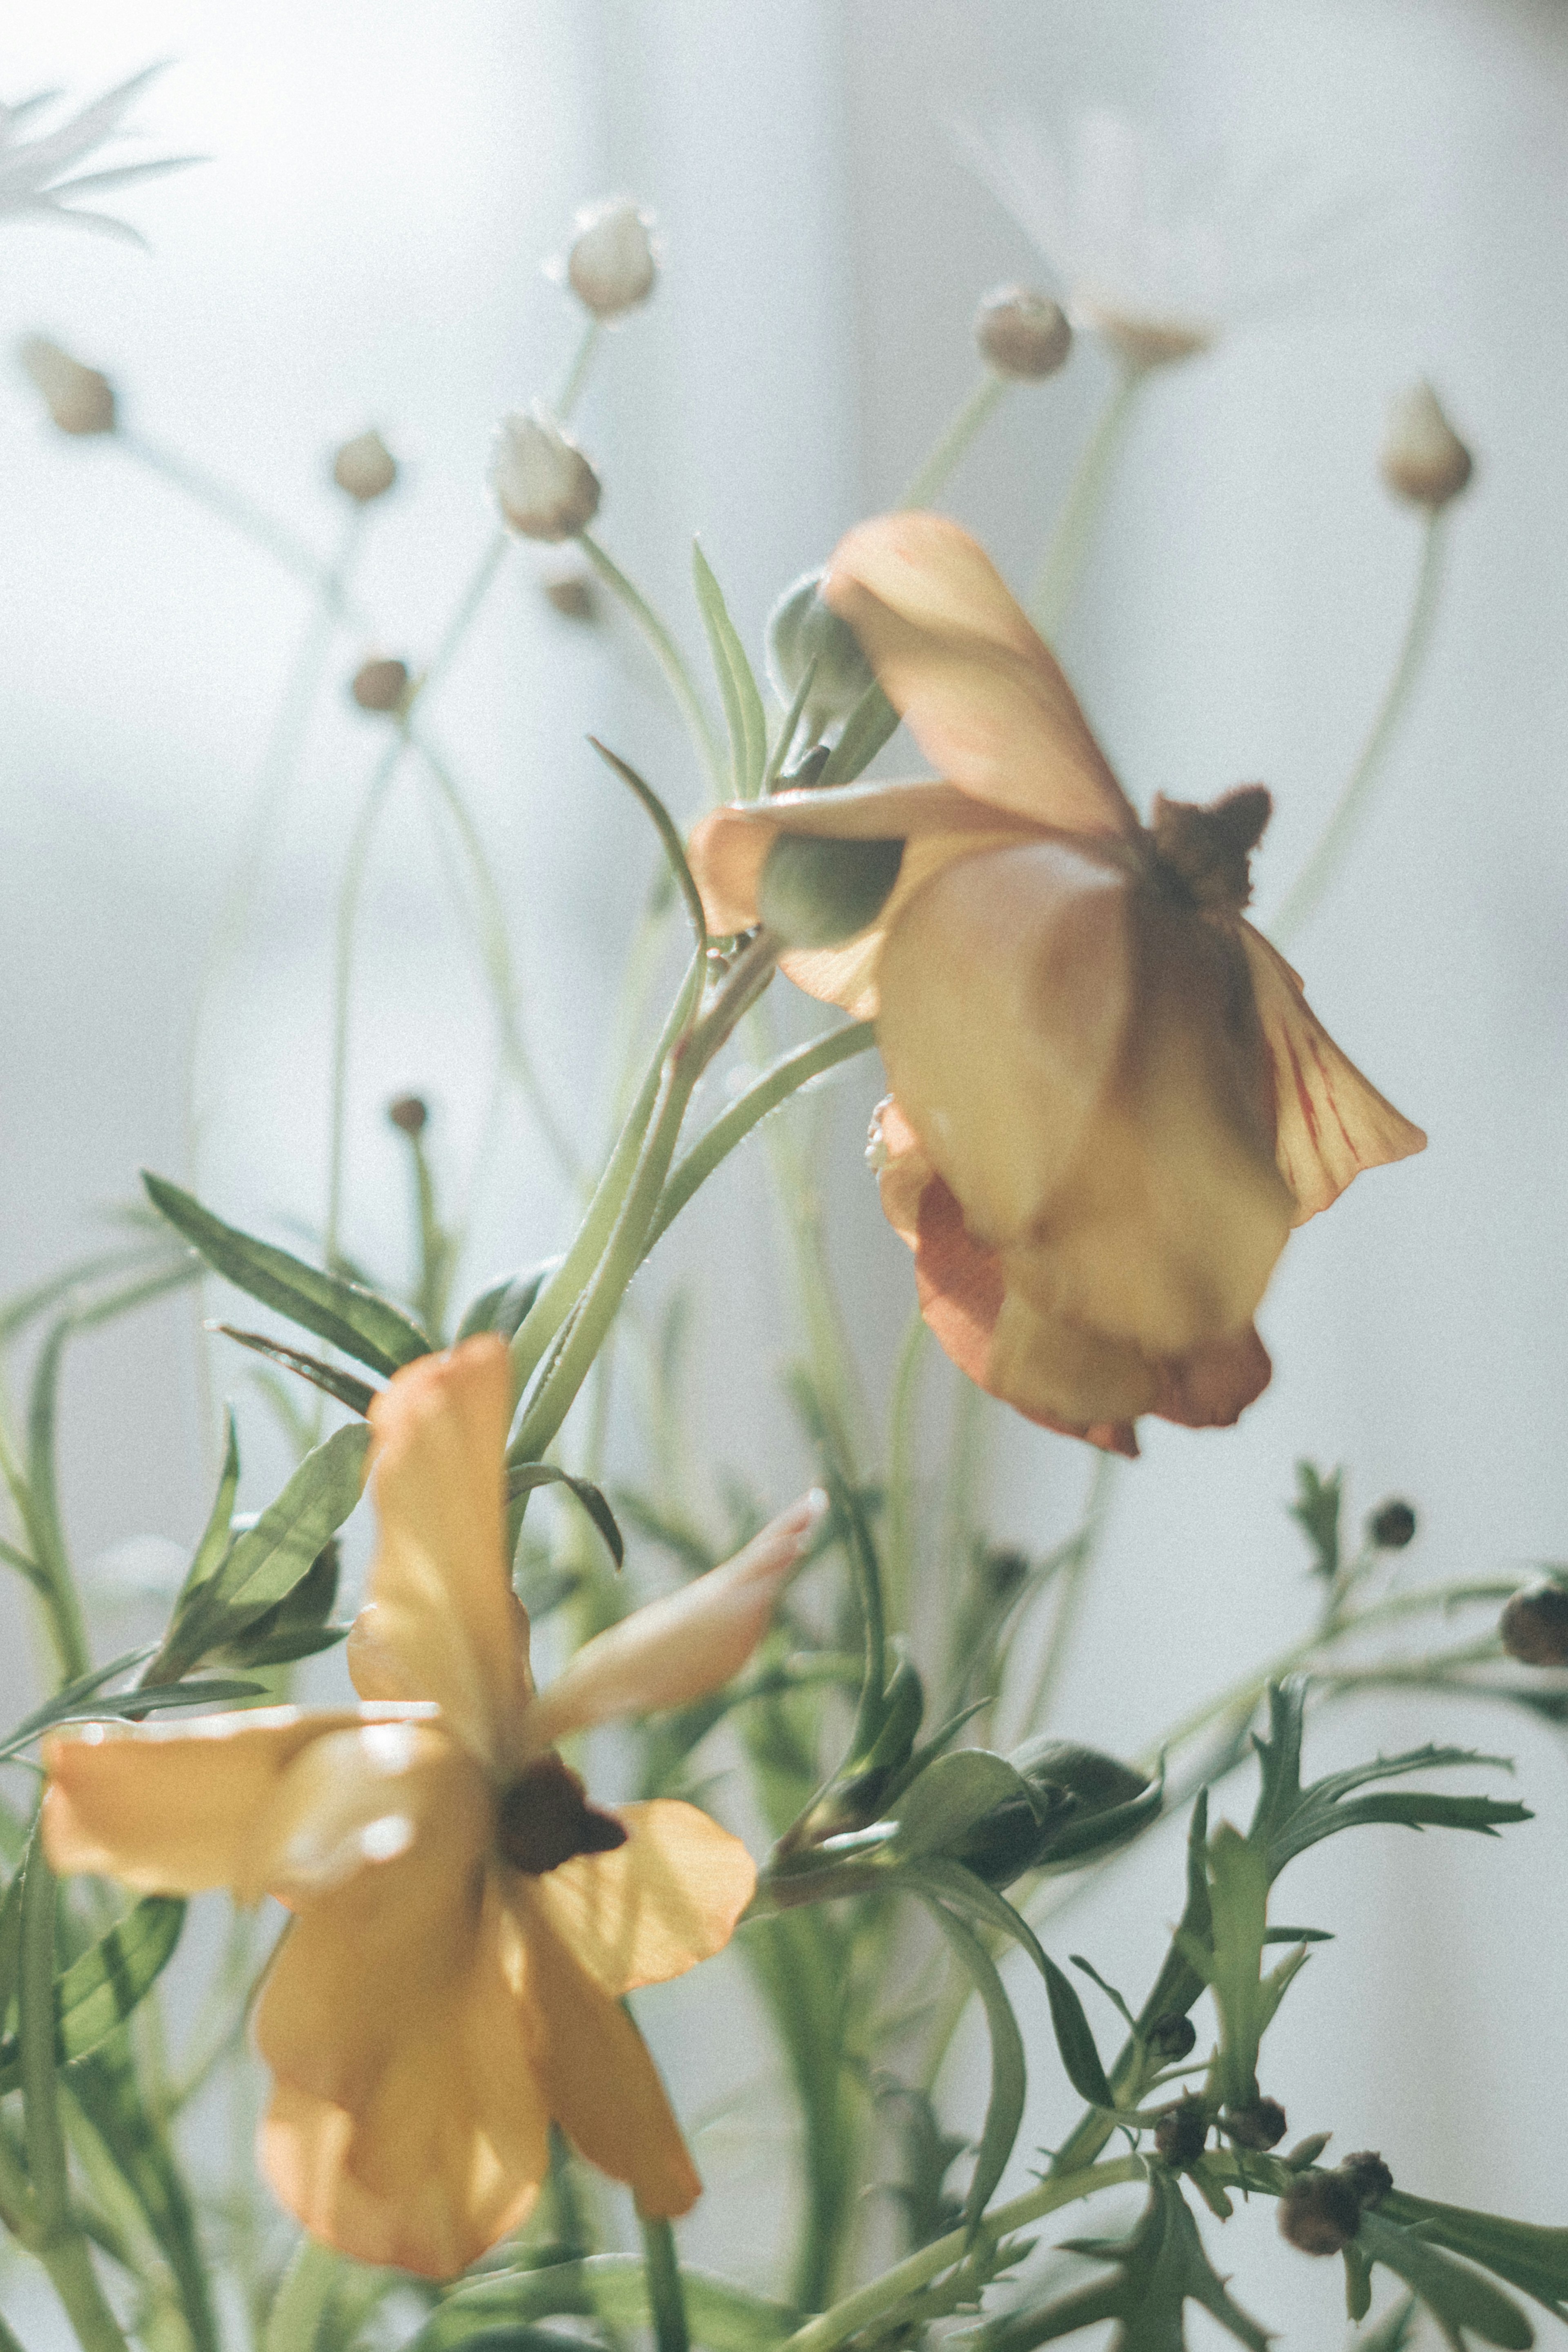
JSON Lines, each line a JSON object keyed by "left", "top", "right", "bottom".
{"left": 507, "top": 1465, "right": 624, "bottom": 1569}
{"left": 818, "top": 679, "right": 900, "bottom": 786}
{"left": 1357, "top": 2210, "right": 1534, "bottom": 2349}
{"left": 693, "top": 542, "right": 767, "bottom": 797}
{"left": 1289, "top": 1460, "right": 1342, "bottom": 1579}
{"left": 1183, "top": 1823, "right": 1308, "bottom": 2109}
{"left": 978, "top": 2174, "right": 1269, "bottom": 2351}
{"left": 1135, "top": 1791, "right": 1212, "bottom": 2036}
{"left": 212, "top": 1325, "right": 377, "bottom": 1417}
{"left": 0, "top": 1896, "right": 183, "bottom": 2091}
{"left": 887, "top": 1750, "right": 1039, "bottom": 1861}
{"left": 143, "top": 1172, "right": 430, "bottom": 1376}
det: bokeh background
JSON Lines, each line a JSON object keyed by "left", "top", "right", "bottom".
{"left": 3, "top": 0, "right": 1567, "bottom": 2342}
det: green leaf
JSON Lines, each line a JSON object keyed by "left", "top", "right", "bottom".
{"left": 0, "top": 1241, "right": 186, "bottom": 1348}
{"left": 1357, "top": 2210, "right": 1534, "bottom": 2349}
{"left": 455, "top": 1263, "right": 555, "bottom": 1344}
{"left": 1381, "top": 2189, "right": 1568, "bottom": 2322}
{"left": 507, "top": 1465, "right": 624, "bottom": 1570}
{"left": 757, "top": 833, "right": 904, "bottom": 949}
{"left": 818, "top": 679, "right": 900, "bottom": 786}
{"left": 212, "top": 1325, "right": 378, "bottom": 1417}
{"left": 66, "top": 2038, "right": 220, "bottom": 2352}
{"left": 915, "top": 1893, "right": 1027, "bottom": 2228}
{"left": 0, "top": 1897, "right": 184, "bottom": 2091}
{"left": 1248, "top": 1682, "right": 1530, "bottom": 1881}
{"left": 410, "top": 2255, "right": 797, "bottom": 2352}
{"left": 887, "top": 1751, "right": 1040, "bottom": 1862}
{"left": 160, "top": 1423, "right": 369, "bottom": 1672}
{"left": 1289, "top": 1461, "right": 1343, "bottom": 1579}
{"left": 178, "top": 1409, "right": 241, "bottom": 1602}
{"left": 0, "top": 1653, "right": 261, "bottom": 1765}
{"left": 586, "top": 740, "right": 708, "bottom": 955}
{"left": 1345, "top": 2241, "right": 1375, "bottom": 2322}
{"left": 1135, "top": 1791, "right": 1212, "bottom": 2036}
{"left": 693, "top": 542, "right": 768, "bottom": 797}
{"left": 979, "top": 2174, "right": 1269, "bottom": 2351}
{"left": 142, "top": 1172, "right": 431, "bottom": 1376}
{"left": 1182, "top": 1822, "right": 1309, "bottom": 2109}
{"left": 762, "top": 656, "right": 820, "bottom": 791}
{"left": 212, "top": 1539, "right": 345, "bottom": 1669}
{"left": 1356, "top": 2293, "right": 1417, "bottom": 2349}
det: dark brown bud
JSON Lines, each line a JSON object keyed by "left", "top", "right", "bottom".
{"left": 387, "top": 1095, "right": 429, "bottom": 1137}
{"left": 1224, "top": 2097, "right": 1287, "bottom": 2151}
{"left": 1340, "top": 2151, "right": 1393, "bottom": 2209}
{"left": 1381, "top": 383, "right": 1474, "bottom": 510}
{"left": 1279, "top": 2170, "right": 1362, "bottom": 2256}
{"left": 542, "top": 568, "right": 597, "bottom": 620}
{"left": 1153, "top": 2097, "right": 1208, "bottom": 2168}
{"left": 1146, "top": 2013, "right": 1197, "bottom": 2061}
{"left": 1500, "top": 1580, "right": 1568, "bottom": 1667}
{"left": 351, "top": 657, "right": 411, "bottom": 715}
{"left": 1150, "top": 785, "right": 1272, "bottom": 912}
{"left": 975, "top": 286, "right": 1073, "bottom": 380}
{"left": 332, "top": 428, "right": 398, "bottom": 503}
{"left": 1368, "top": 1500, "right": 1417, "bottom": 1550}
{"left": 496, "top": 1753, "right": 627, "bottom": 1875}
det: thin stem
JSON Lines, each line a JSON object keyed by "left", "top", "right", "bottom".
{"left": 577, "top": 532, "right": 726, "bottom": 800}
{"left": 883, "top": 1311, "right": 928, "bottom": 1637}
{"left": 1029, "top": 365, "right": 1145, "bottom": 637}
{"left": 1009, "top": 1451, "right": 1118, "bottom": 1741}
{"left": 898, "top": 374, "right": 1009, "bottom": 509}
{"left": 119, "top": 432, "right": 361, "bottom": 617}
{"left": 1270, "top": 511, "right": 1447, "bottom": 949}
{"left": 638, "top": 2215, "right": 690, "bottom": 2352}
{"left": 556, "top": 319, "right": 603, "bottom": 421}
{"left": 420, "top": 529, "right": 511, "bottom": 697}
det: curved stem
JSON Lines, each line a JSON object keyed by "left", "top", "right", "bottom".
{"left": 557, "top": 320, "right": 603, "bottom": 422}
{"left": 1029, "top": 365, "right": 1145, "bottom": 637}
{"left": 119, "top": 432, "right": 361, "bottom": 617}
{"left": 899, "top": 374, "right": 1009, "bottom": 509}
{"left": 638, "top": 2216, "right": 690, "bottom": 2352}
{"left": 577, "top": 532, "right": 726, "bottom": 800}
{"left": 1270, "top": 511, "right": 1447, "bottom": 950}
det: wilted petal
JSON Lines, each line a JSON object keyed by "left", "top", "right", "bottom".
{"left": 821, "top": 512, "right": 1139, "bottom": 837}
{"left": 42, "top": 1706, "right": 378, "bottom": 1894}
{"left": 1240, "top": 925, "right": 1426, "bottom": 1223}
{"left": 512, "top": 1885, "right": 701, "bottom": 2217}
{"left": 256, "top": 1809, "right": 544, "bottom": 2278}
{"left": 526, "top": 1800, "right": 755, "bottom": 1996}
{"left": 351, "top": 1336, "right": 532, "bottom": 1777}
{"left": 523, "top": 1495, "right": 824, "bottom": 1749}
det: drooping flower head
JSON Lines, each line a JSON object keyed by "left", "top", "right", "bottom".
{"left": 44, "top": 1337, "right": 822, "bottom": 2276}
{"left": 689, "top": 514, "right": 1424, "bottom": 1454}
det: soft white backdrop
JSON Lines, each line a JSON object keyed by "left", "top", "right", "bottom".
{"left": 2, "top": 1, "right": 1566, "bottom": 2344}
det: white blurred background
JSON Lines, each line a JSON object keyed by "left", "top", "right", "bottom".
{"left": 3, "top": 0, "right": 1568, "bottom": 2343}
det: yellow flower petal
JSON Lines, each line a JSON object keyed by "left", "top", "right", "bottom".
{"left": 524, "top": 1496, "right": 823, "bottom": 1749}
{"left": 821, "top": 512, "right": 1139, "bottom": 837}
{"left": 41, "top": 1706, "right": 392, "bottom": 1894}
{"left": 525, "top": 1800, "right": 756, "bottom": 1997}
{"left": 259, "top": 1876, "right": 548, "bottom": 2279}
{"left": 1240, "top": 924, "right": 1427, "bottom": 1223}
{"left": 352, "top": 1336, "right": 532, "bottom": 1777}
{"left": 512, "top": 1884, "right": 701, "bottom": 2218}
{"left": 247, "top": 1718, "right": 474, "bottom": 1908}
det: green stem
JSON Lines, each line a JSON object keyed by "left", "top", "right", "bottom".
{"left": 778, "top": 2155, "right": 1144, "bottom": 2352}
{"left": 1029, "top": 365, "right": 1145, "bottom": 636}
{"left": 119, "top": 432, "right": 362, "bottom": 617}
{"left": 899, "top": 374, "right": 1009, "bottom": 509}
{"left": 1270, "top": 510, "right": 1447, "bottom": 949}
{"left": 883, "top": 1310, "right": 928, "bottom": 1635}
{"left": 263, "top": 2236, "right": 339, "bottom": 2352}
{"left": 0, "top": 1410, "right": 87, "bottom": 1687}
{"left": 577, "top": 532, "right": 726, "bottom": 800}
{"left": 557, "top": 320, "right": 603, "bottom": 421}
{"left": 642, "top": 1021, "right": 877, "bottom": 1254}
{"left": 639, "top": 2216, "right": 690, "bottom": 2352}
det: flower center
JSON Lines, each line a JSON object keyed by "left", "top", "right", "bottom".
{"left": 1147, "top": 784, "right": 1272, "bottom": 912}
{"left": 495, "top": 1753, "right": 628, "bottom": 1875}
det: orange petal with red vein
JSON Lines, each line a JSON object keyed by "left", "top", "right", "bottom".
{"left": 821, "top": 512, "right": 1139, "bottom": 837}
{"left": 1239, "top": 924, "right": 1426, "bottom": 1224}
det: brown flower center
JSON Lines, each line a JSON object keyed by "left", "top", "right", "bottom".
{"left": 1148, "top": 784, "right": 1272, "bottom": 912}
{"left": 495, "top": 1753, "right": 628, "bottom": 1875}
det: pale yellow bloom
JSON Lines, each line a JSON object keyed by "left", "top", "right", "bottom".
{"left": 690, "top": 514, "right": 1424, "bottom": 1451}
{"left": 45, "top": 1336, "right": 820, "bottom": 2277}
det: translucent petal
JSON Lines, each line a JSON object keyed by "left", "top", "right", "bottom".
{"left": 525, "top": 1800, "right": 755, "bottom": 1996}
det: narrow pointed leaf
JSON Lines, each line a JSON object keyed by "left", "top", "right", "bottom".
{"left": 915, "top": 1893, "right": 1027, "bottom": 2228}
{"left": 177, "top": 1410, "right": 240, "bottom": 1603}
{"left": 818, "top": 680, "right": 900, "bottom": 786}
{"left": 213, "top": 1325, "right": 378, "bottom": 1417}
{"left": 1357, "top": 2211, "right": 1534, "bottom": 2348}
{"left": 1381, "top": 2189, "right": 1568, "bottom": 2321}
{"left": 507, "top": 1464, "right": 624, "bottom": 1568}
{"left": 693, "top": 542, "right": 768, "bottom": 796}
{"left": 0, "top": 1897, "right": 184, "bottom": 2091}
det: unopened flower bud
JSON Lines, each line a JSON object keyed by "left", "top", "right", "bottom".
{"left": 1146, "top": 2013, "right": 1197, "bottom": 2061}
{"left": 1279, "top": 2170, "right": 1361, "bottom": 2257}
{"left": 1224, "top": 2097, "right": 1287, "bottom": 2151}
{"left": 1154, "top": 2098, "right": 1207, "bottom": 2168}
{"left": 541, "top": 567, "right": 598, "bottom": 621}
{"left": 491, "top": 406, "right": 601, "bottom": 541}
{"left": 387, "top": 1095, "right": 429, "bottom": 1138}
{"left": 758, "top": 833, "right": 905, "bottom": 951}
{"left": 565, "top": 198, "right": 658, "bottom": 320}
{"left": 766, "top": 569, "right": 876, "bottom": 730}
{"left": 1368, "top": 1499, "right": 1417, "bottom": 1551}
{"left": 975, "top": 286, "right": 1073, "bottom": 380}
{"left": 350, "top": 657, "right": 411, "bottom": 715}
{"left": 1381, "top": 383, "right": 1474, "bottom": 510}
{"left": 1499, "top": 1579, "right": 1568, "bottom": 1668}
{"left": 18, "top": 336, "right": 116, "bottom": 435}
{"left": 1341, "top": 2151, "right": 1393, "bottom": 2209}
{"left": 332, "top": 428, "right": 399, "bottom": 503}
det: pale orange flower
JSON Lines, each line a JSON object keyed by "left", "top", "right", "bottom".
{"left": 689, "top": 513, "right": 1424, "bottom": 1453}
{"left": 44, "top": 1336, "right": 820, "bottom": 2277}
